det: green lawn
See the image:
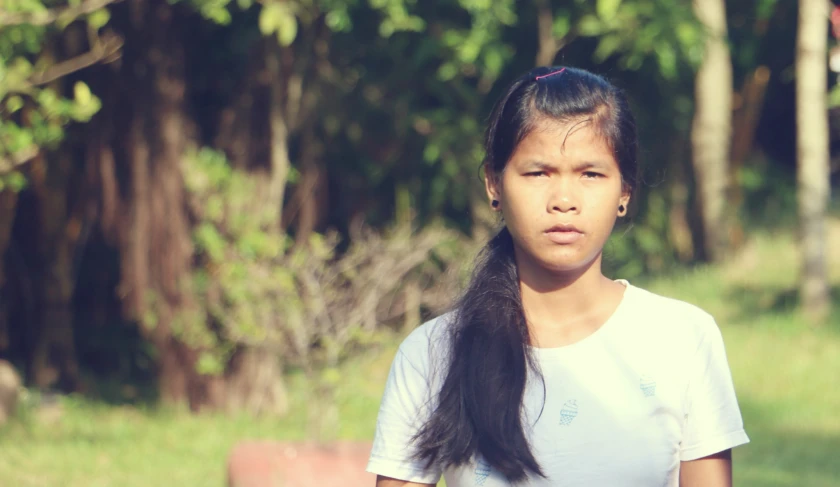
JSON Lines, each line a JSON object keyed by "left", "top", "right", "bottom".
{"left": 0, "top": 225, "right": 838, "bottom": 486}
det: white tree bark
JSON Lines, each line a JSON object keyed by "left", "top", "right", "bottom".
{"left": 691, "top": 0, "right": 733, "bottom": 262}
{"left": 796, "top": 0, "right": 831, "bottom": 321}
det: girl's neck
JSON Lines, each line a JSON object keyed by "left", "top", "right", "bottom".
{"left": 516, "top": 252, "right": 625, "bottom": 347}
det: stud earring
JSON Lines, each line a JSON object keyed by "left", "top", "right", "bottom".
{"left": 492, "top": 200, "right": 500, "bottom": 209}
{"left": 618, "top": 204, "right": 625, "bottom": 213}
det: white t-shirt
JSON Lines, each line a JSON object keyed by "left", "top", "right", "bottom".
{"left": 366, "top": 281, "right": 749, "bottom": 486}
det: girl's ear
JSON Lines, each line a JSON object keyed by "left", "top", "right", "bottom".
{"left": 618, "top": 183, "right": 631, "bottom": 216}
{"left": 485, "top": 167, "right": 502, "bottom": 209}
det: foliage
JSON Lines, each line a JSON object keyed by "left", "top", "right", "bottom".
{"left": 0, "top": 0, "right": 717, "bottom": 270}
{"left": 577, "top": 0, "right": 706, "bottom": 78}
{"left": 0, "top": 0, "right": 111, "bottom": 188}
{"left": 179, "top": 146, "right": 462, "bottom": 377}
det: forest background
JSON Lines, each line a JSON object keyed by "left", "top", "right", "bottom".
{"left": 0, "top": 0, "right": 838, "bottom": 485}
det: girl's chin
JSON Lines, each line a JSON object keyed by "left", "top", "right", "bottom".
{"left": 513, "top": 240, "right": 603, "bottom": 274}
{"left": 526, "top": 253, "right": 601, "bottom": 276}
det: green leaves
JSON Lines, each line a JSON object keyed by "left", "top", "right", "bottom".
{"left": 829, "top": 83, "right": 840, "bottom": 109}
{"left": 369, "top": 0, "right": 426, "bottom": 37}
{"left": 325, "top": 7, "right": 352, "bottom": 32}
{"left": 259, "top": 2, "right": 298, "bottom": 46}
{"left": 596, "top": 0, "right": 622, "bottom": 21}
{"left": 756, "top": 0, "right": 778, "bottom": 20}
{"left": 171, "top": 0, "right": 236, "bottom": 24}
{"left": 0, "top": 171, "right": 28, "bottom": 192}
{"left": 86, "top": 7, "right": 110, "bottom": 30}
{"left": 593, "top": 33, "right": 622, "bottom": 62}
{"left": 196, "top": 352, "right": 225, "bottom": 375}
{"left": 552, "top": 15, "right": 572, "bottom": 39}
{"left": 0, "top": 1, "right": 111, "bottom": 186}
{"left": 1, "top": 57, "right": 34, "bottom": 97}
{"left": 71, "top": 81, "right": 101, "bottom": 121}
{"left": 195, "top": 223, "right": 227, "bottom": 262}
{"left": 0, "top": 80, "right": 101, "bottom": 179}
{"left": 577, "top": 14, "right": 602, "bottom": 36}
{"left": 576, "top": 0, "right": 704, "bottom": 78}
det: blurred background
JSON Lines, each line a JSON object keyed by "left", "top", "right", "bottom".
{"left": 0, "top": 0, "right": 838, "bottom": 485}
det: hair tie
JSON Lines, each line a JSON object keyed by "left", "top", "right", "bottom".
{"left": 535, "top": 68, "right": 566, "bottom": 81}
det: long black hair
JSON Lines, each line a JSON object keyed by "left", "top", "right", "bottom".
{"left": 412, "top": 66, "right": 640, "bottom": 482}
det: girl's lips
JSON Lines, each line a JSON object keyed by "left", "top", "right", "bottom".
{"left": 545, "top": 229, "right": 583, "bottom": 244}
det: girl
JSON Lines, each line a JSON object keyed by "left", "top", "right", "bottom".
{"left": 366, "top": 66, "right": 749, "bottom": 487}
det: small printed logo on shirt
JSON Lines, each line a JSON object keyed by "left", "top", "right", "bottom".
{"left": 474, "top": 457, "right": 492, "bottom": 486}
{"left": 559, "top": 399, "right": 578, "bottom": 425}
{"left": 640, "top": 375, "right": 657, "bottom": 397}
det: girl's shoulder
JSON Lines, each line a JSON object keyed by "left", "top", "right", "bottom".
{"left": 621, "top": 282, "right": 725, "bottom": 349}
{"left": 625, "top": 283, "right": 715, "bottom": 320}
{"left": 394, "top": 311, "right": 456, "bottom": 369}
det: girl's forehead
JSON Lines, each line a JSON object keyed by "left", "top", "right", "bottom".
{"left": 514, "top": 123, "right": 613, "bottom": 157}
{"left": 531, "top": 117, "right": 601, "bottom": 141}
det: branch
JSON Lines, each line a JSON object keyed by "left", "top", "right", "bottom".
{"left": 534, "top": 0, "right": 557, "bottom": 66}
{"left": 28, "top": 31, "right": 123, "bottom": 86}
{"left": 0, "top": 0, "right": 120, "bottom": 27}
{"left": 533, "top": 0, "right": 578, "bottom": 67}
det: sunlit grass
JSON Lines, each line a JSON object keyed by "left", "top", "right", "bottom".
{"left": 0, "top": 221, "right": 837, "bottom": 486}
{"left": 0, "top": 347, "right": 394, "bottom": 487}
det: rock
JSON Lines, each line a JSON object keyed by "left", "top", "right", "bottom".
{"left": 0, "top": 359, "right": 21, "bottom": 425}
{"left": 227, "top": 440, "right": 376, "bottom": 487}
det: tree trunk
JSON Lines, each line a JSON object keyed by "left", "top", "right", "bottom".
{"left": 266, "top": 41, "right": 292, "bottom": 229}
{"left": 668, "top": 139, "right": 695, "bottom": 263}
{"left": 292, "top": 160, "right": 325, "bottom": 246}
{"left": 96, "top": 1, "right": 293, "bottom": 413}
{"left": 283, "top": 119, "right": 326, "bottom": 244}
{"left": 134, "top": 0, "right": 207, "bottom": 409}
{"left": 0, "top": 190, "right": 18, "bottom": 352}
{"left": 728, "top": 65, "right": 771, "bottom": 249}
{"left": 796, "top": 0, "right": 831, "bottom": 321}
{"left": 223, "top": 347, "right": 288, "bottom": 416}
{"left": 690, "top": 0, "right": 733, "bottom": 262}
{"left": 534, "top": 0, "right": 557, "bottom": 67}
{"left": 91, "top": 0, "right": 221, "bottom": 410}
{"left": 27, "top": 152, "right": 82, "bottom": 391}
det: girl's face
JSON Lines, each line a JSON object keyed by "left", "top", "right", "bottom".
{"left": 485, "top": 119, "right": 630, "bottom": 275}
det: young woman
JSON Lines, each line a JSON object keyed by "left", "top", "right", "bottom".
{"left": 366, "top": 66, "right": 749, "bottom": 487}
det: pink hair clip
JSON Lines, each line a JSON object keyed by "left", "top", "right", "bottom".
{"left": 535, "top": 68, "right": 566, "bottom": 81}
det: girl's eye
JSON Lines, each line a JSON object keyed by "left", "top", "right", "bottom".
{"left": 525, "top": 171, "right": 547, "bottom": 177}
{"left": 583, "top": 171, "right": 604, "bottom": 179}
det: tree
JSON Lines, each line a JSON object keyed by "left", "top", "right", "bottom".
{"left": 796, "top": 0, "right": 831, "bottom": 321}
{"left": 82, "top": 0, "right": 500, "bottom": 413}
{"left": 0, "top": 0, "right": 117, "bottom": 389}
{"left": 690, "top": 0, "right": 733, "bottom": 262}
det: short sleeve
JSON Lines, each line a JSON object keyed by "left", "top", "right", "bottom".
{"left": 680, "top": 321, "right": 750, "bottom": 461}
{"left": 366, "top": 346, "right": 443, "bottom": 484}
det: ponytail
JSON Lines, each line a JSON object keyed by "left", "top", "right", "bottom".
{"left": 413, "top": 227, "right": 544, "bottom": 482}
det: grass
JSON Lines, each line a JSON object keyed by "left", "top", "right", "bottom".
{"left": 0, "top": 351, "right": 394, "bottom": 487}
{"left": 0, "top": 222, "right": 838, "bottom": 486}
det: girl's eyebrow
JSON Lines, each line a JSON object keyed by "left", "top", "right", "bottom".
{"left": 521, "top": 161, "right": 556, "bottom": 171}
{"left": 575, "top": 161, "right": 610, "bottom": 171}
{"left": 521, "top": 161, "right": 610, "bottom": 171}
